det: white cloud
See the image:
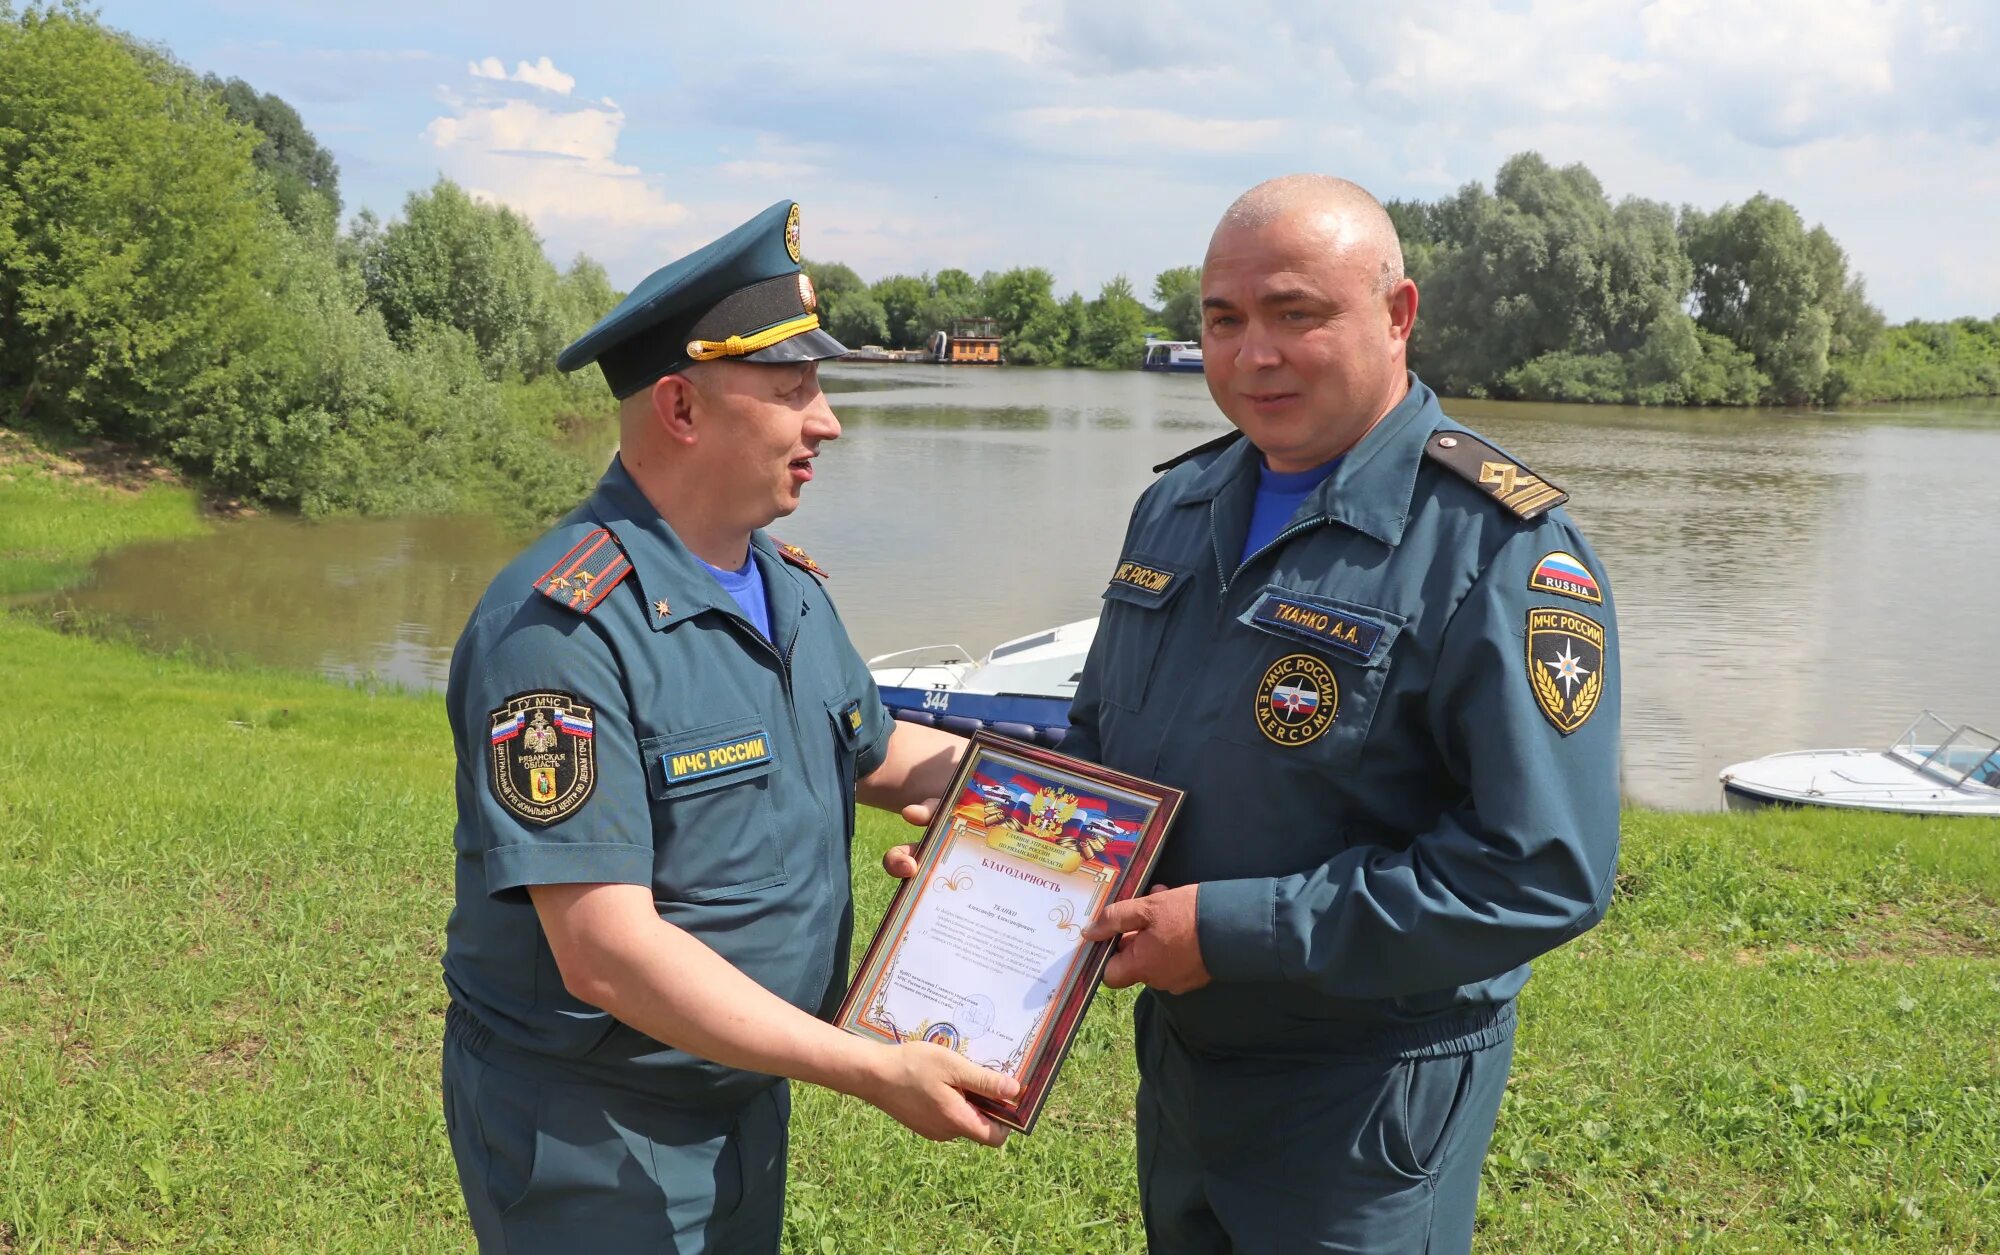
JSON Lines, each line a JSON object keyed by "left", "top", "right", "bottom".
{"left": 1005, "top": 106, "right": 1287, "bottom": 156}
{"left": 424, "top": 89, "right": 685, "bottom": 272}
{"left": 466, "top": 55, "right": 576, "bottom": 95}
{"left": 714, "top": 134, "right": 825, "bottom": 183}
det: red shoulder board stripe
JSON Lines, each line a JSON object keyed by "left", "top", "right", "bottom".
{"left": 775, "top": 541, "right": 828, "bottom": 579}
{"left": 536, "top": 528, "right": 634, "bottom": 614}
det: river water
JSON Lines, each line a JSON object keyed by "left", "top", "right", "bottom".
{"left": 53, "top": 365, "right": 2000, "bottom": 810}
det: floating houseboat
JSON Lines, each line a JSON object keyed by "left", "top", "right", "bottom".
{"left": 928, "top": 317, "right": 1004, "bottom": 365}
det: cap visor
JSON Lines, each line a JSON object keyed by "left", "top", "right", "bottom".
{"left": 740, "top": 326, "right": 849, "bottom": 364}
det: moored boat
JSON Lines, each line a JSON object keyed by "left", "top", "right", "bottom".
{"left": 868, "top": 618, "right": 1098, "bottom": 746}
{"left": 1718, "top": 711, "right": 2000, "bottom": 817}
{"left": 1140, "top": 339, "right": 1203, "bottom": 373}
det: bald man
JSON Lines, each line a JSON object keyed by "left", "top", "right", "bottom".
{"left": 1062, "top": 175, "right": 1623, "bottom": 1251}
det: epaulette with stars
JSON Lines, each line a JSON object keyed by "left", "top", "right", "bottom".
{"left": 535, "top": 528, "right": 634, "bottom": 614}
{"left": 775, "top": 541, "right": 828, "bottom": 580}
{"left": 1423, "top": 429, "right": 1569, "bottom": 520}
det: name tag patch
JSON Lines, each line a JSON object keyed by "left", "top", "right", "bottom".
{"left": 1110, "top": 560, "right": 1176, "bottom": 597}
{"left": 664, "top": 732, "right": 772, "bottom": 784}
{"left": 1250, "top": 594, "right": 1385, "bottom": 662}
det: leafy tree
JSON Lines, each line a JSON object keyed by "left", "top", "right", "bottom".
{"left": 1830, "top": 315, "right": 2000, "bottom": 402}
{"left": 356, "top": 178, "right": 567, "bottom": 380}
{"left": 1683, "top": 195, "right": 1855, "bottom": 405}
{"left": 981, "top": 267, "right": 1060, "bottom": 358}
{"left": 0, "top": 5, "right": 277, "bottom": 440}
{"left": 1076, "top": 275, "right": 1149, "bottom": 368}
{"left": 914, "top": 269, "right": 982, "bottom": 351}
{"left": 826, "top": 290, "right": 890, "bottom": 347}
{"left": 802, "top": 258, "right": 863, "bottom": 332}
{"left": 1415, "top": 154, "right": 1693, "bottom": 397}
{"left": 932, "top": 267, "right": 977, "bottom": 301}
{"left": 203, "top": 73, "right": 341, "bottom": 225}
{"left": 1152, "top": 264, "right": 1201, "bottom": 341}
{"left": 869, "top": 274, "right": 929, "bottom": 349}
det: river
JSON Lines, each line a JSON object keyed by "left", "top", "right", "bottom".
{"left": 52, "top": 365, "right": 2000, "bottom": 810}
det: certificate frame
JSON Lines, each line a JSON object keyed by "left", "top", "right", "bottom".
{"left": 834, "top": 731, "right": 1182, "bottom": 1133}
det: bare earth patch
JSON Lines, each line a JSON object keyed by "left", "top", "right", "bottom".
{"left": 0, "top": 426, "right": 257, "bottom": 515}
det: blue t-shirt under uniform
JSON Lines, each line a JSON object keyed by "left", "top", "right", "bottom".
{"left": 701, "top": 554, "right": 772, "bottom": 642}
{"left": 1240, "top": 456, "right": 1343, "bottom": 564}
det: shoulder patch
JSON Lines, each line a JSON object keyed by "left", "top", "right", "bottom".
{"left": 1424, "top": 431, "right": 1568, "bottom": 520}
{"left": 536, "top": 529, "right": 633, "bottom": 615}
{"left": 1152, "top": 429, "right": 1244, "bottom": 474}
{"left": 1526, "top": 608, "right": 1605, "bottom": 735}
{"left": 489, "top": 692, "right": 598, "bottom": 825}
{"left": 775, "top": 541, "right": 828, "bottom": 579}
{"left": 1529, "top": 550, "right": 1603, "bottom": 604}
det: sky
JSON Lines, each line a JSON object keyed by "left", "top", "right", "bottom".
{"left": 103, "top": 0, "right": 2000, "bottom": 322}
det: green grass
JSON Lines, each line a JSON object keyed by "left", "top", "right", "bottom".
{"left": 0, "top": 429, "right": 209, "bottom": 597}
{"left": 1, "top": 618, "right": 1993, "bottom": 1253}
{"left": 0, "top": 448, "right": 1995, "bottom": 1251}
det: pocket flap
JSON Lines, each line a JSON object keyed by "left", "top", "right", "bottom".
{"left": 646, "top": 718, "right": 778, "bottom": 798}
{"left": 1101, "top": 553, "right": 1192, "bottom": 610}
{"left": 1238, "top": 586, "right": 1404, "bottom": 667}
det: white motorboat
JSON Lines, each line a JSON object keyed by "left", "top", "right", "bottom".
{"left": 1718, "top": 711, "right": 2000, "bottom": 817}
{"left": 1140, "top": 339, "right": 1203, "bottom": 372}
{"left": 867, "top": 617, "right": 1099, "bottom": 746}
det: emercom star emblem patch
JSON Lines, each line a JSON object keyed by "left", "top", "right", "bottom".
{"left": 1526, "top": 609, "right": 1606, "bottom": 735}
{"left": 488, "top": 692, "right": 597, "bottom": 825}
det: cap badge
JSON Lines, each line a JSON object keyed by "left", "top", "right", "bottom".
{"left": 784, "top": 203, "right": 802, "bottom": 264}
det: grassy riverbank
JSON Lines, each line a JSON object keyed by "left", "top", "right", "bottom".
{"left": 2, "top": 442, "right": 1996, "bottom": 1252}
{"left": 0, "top": 429, "right": 211, "bottom": 598}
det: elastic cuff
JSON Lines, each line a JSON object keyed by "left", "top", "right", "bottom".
{"left": 485, "top": 841, "right": 654, "bottom": 897}
{"left": 1195, "top": 877, "right": 1284, "bottom": 983}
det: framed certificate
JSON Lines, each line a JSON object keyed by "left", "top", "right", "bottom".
{"left": 834, "top": 731, "right": 1182, "bottom": 1133}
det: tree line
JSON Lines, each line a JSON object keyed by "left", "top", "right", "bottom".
{"left": 810, "top": 155, "right": 1996, "bottom": 408}
{"left": 0, "top": 4, "right": 615, "bottom": 517}
{"left": 5, "top": 8, "right": 1996, "bottom": 522}
{"left": 801, "top": 262, "right": 1194, "bottom": 370}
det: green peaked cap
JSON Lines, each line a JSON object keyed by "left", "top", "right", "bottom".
{"left": 557, "top": 200, "right": 847, "bottom": 397}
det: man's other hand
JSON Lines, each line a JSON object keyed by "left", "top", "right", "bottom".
{"left": 881, "top": 797, "right": 938, "bottom": 878}
{"left": 856, "top": 1041, "right": 1018, "bottom": 1147}
{"left": 1080, "top": 883, "right": 1212, "bottom": 994}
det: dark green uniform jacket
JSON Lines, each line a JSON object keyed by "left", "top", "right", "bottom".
{"left": 1062, "top": 375, "right": 1622, "bottom": 1058}
{"left": 442, "top": 458, "right": 893, "bottom": 1105}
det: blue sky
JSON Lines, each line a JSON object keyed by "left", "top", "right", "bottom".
{"left": 106, "top": 0, "right": 2000, "bottom": 321}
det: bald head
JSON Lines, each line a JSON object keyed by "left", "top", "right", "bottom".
{"left": 1212, "top": 174, "right": 1404, "bottom": 295}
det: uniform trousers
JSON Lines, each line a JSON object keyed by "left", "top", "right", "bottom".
{"left": 1135, "top": 994, "right": 1514, "bottom": 1255}
{"left": 442, "top": 1029, "right": 788, "bottom": 1255}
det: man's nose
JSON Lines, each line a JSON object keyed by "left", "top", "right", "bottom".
{"left": 805, "top": 394, "right": 841, "bottom": 443}
{"left": 1234, "top": 320, "right": 1284, "bottom": 370}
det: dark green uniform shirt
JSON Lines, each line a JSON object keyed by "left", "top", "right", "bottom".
{"left": 442, "top": 458, "right": 893, "bottom": 1104}
{"left": 1063, "top": 375, "right": 1622, "bottom": 1058}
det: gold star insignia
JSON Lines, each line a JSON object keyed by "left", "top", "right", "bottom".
{"left": 654, "top": 599, "right": 671, "bottom": 619}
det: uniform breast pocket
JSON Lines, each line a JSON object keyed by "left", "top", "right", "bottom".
{"left": 1213, "top": 586, "right": 1407, "bottom": 768}
{"left": 1096, "top": 554, "right": 1192, "bottom": 712}
{"left": 824, "top": 694, "right": 867, "bottom": 836}
{"left": 642, "top": 717, "right": 786, "bottom": 902}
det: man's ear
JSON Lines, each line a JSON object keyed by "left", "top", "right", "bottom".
{"left": 1386, "top": 278, "right": 1420, "bottom": 345}
{"left": 649, "top": 371, "right": 700, "bottom": 446}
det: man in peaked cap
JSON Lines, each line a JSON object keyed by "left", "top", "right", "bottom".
{"left": 441, "top": 201, "right": 1016, "bottom": 1254}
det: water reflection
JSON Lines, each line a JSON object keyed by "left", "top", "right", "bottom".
{"left": 50, "top": 364, "right": 2000, "bottom": 809}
